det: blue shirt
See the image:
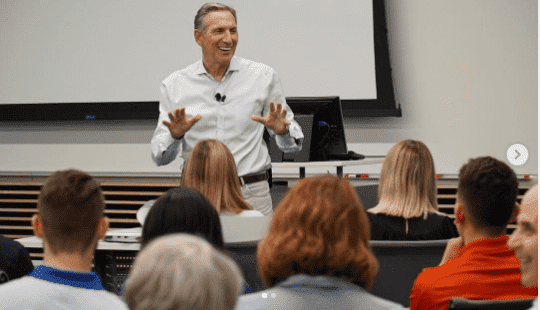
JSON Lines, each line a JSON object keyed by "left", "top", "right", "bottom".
{"left": 28, "top": 265, "right": 105, "bottom": 290}
{"left": 151, "top": 56, "right": 303, "bottom": 176}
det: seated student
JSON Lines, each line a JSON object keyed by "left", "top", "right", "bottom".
{"left": 0, "top": 234, "right": 33, "bottom": 283}
{"left": 508, "top": 184, "right": 538, "bottom": 310}
{"left": 137, "top": 139, "right": 264, "bottom": 224}
{"left": 181, "top": 139, "right": 265, "bottom": 216}
{"left": 368, "top": 139, "right": 458, "bottom": 240}
{"left": 236, "top": 175, "right": 406, "bottom": 310}
{"left": 140, "top": 187, "right": 252, "bottom": 294}
{"left": 410, "top": 157, "right": 538, "bottom": 310}
{"left": 124, "top": 233, "right": 243, "bottom": 310}
{"left": 0, "top": 169, "right": 128, "bottom": 309}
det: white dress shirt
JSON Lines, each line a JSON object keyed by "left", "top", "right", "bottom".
{"left": 221, "top": 210, "right": 264, "bottom": 217}
{"left": 151, "top": 56, "right": 303, "bottom": 176}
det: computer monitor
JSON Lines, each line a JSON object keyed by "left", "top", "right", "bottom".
{"left": 284, "top": 96, "right": 349, "bottom": 162}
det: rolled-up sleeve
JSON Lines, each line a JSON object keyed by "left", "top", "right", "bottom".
{"left": 265, "top": 71, "right": 304, "bottom": 153}
{"left": 150, "top": 84, "right": 183, "bottom": 166}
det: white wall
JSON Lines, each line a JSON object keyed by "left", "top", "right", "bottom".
{"left": 348, "top": 0, "right": 538, "bottom": 175}
{"left": 0, "top": 0, "right": 376, "bottom": 102}
{"left": 0, "top": 0, "right": 537, "bottom": 176}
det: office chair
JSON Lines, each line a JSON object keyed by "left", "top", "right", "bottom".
{"left": 448, "top": 297, "right": 535, "bottom": 310}
{"left": 369, "top": 239, "right": 449, "bottom": 307}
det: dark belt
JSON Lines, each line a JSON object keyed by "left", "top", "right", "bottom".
{"left": 239, "top": 170, "right": 269, "bottom": 185}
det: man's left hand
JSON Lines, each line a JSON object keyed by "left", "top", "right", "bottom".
{"left": 251, "top": 101, "right": 291, "bottom": 135}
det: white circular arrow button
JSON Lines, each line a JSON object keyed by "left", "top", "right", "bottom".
{"left": 507, "top": 144, "right": 528, "bottom": 166}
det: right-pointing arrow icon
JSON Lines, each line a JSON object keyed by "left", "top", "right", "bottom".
{"left": 507, "top": 144, "right": 528, "bottom": 166}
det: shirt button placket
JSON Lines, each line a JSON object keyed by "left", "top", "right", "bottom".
{"left": 216, "top": 85, "right": 224, "bottom": 139}
{"left": 217, "top": 111, "right": 224, "bottom": 139}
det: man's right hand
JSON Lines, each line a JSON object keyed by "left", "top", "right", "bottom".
{"left": 162, "top": 107, "right": 202, "bottom": 139}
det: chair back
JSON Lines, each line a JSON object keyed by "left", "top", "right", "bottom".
{"left": 448, "top": 297, "right": 535, "bottom": 310}
{"left": 369, "top": 239, "right": 449, "bottom": 307}
{"left": 220, "top": 216, "right": 270, "bottom": 243}
{"left": 0, "top": 268, "right": 8, "bottom": 284}
{"left": 221, "top": 216, "right": 271, "bottom": 292}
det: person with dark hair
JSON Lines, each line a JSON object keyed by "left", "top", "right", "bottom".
{"left": 410, "top": 157, "right": 537, "bottom": 310}
{"left": 140, "top": 187, "right": 252, "bottom": 294}
{"left": 368, "top": 139, "right": 458, "bottom": 240}
{"left": 141, "top": 187, "right": 225, "bottom": 250}
{"left": 236, "top": 175, "right": 406, "bottom": 309}
{"left": 150, "top": 3, "right": 304, "bottom": 216}
{"left": 0, "top": 234, "right": 33, "bottom": 284}
{"left": 0, "top": 169, "right": 128, "bottom": 309}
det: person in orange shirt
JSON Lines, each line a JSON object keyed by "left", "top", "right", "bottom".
{"left": 409, "top": 156, "right": 538, "bottom": 310}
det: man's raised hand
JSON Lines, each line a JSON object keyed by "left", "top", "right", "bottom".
{"left": 163, "top": 107, "right": 202, "bottom": 139}
{"left": 251, "top": 101, "right": 290, "bottom": 136}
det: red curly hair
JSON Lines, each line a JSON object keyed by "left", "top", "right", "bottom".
{"left": 257, "top": 175, "right": 379, "bottom": 289}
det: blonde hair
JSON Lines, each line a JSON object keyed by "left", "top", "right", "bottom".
{"left": 124, "top": 233, "right": 242, "bottom": 310}
{"left": 369, "top": 140, "right": 442, "bottom": 221}
{"left": 182, "top": 139, "right": 252, "bottom": 214}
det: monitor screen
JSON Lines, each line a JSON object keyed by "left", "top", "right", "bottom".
{"left": 285, "top": 96, "right": 348, "bottom": 161}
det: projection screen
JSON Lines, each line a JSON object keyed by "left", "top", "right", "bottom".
{"left": 0, "top": 0, "right": 376, "bottom": 104}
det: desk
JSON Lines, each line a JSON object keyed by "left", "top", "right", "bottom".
{"left": 16, "top": 216, "right": 271, "bottom": 294}
{"left": 272, "top": 157, "right": 384, "bottom": 178}
{"left": 17, "top": 236, "right": 140, "bottom": 294}
{"left": 17, "top": 236, "right": 141, "bottom": 251}
{"left": 17, "top": 215, "right": 271, "bottom": 256}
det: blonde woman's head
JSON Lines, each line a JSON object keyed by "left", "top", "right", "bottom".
{"left": 182, "top": 139, "right": 251, "bottom": 214}
{"left": 372, "top": 139, "right": 438, "bottom": 219}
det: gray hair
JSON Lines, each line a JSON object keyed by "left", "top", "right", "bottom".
{"left": 124, "top": 233, "right": 243, "bottom": 310}
{"left": 194, "top": 3, "right": 237, "bottom": 33}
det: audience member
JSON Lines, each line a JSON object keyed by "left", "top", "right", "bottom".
{"left": 236, "top": 175, "right": 406, "bottom": 309}
{"left": 137, "top": 139, "right": 263, "bottom": 224}
{"left": 0, "top": 169, "right": 128, "bottom": 309}
{"left": 181, "top": 139, "right": 264, "bottom": 216}
{"left": 141, "top": 187, "right": 225, "bottom": 249}
{"left": 140, "top": 187, "right": 252, "bottom": 294}
{"left": 124, "top": 233, "right": 243, "bottom": 310}
{"left": 410, "top": 157, "right": 537, "bottom": 310}
{"left": 508, "top": 184, "right": 538, "bottom": 310}
{"left": 0, "top": 234, "right": 33, "bottom": 284}
{"left": 368, "top": 139, "right": 458, "bottom": 240}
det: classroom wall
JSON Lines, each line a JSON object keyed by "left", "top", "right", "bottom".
{"left": 0, "top": 0, "right": 537, "bottom": 176}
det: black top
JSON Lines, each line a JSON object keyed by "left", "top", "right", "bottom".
{"left": 368, "top": 212, "right": 459, "bottom": 241}
{"left": 0, "top": 235, "right": 34, "bottom": 284}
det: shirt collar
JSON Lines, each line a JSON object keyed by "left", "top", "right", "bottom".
{"left": 277, "top": 274, "right": 364, "bottom": 292}
{"left": 196, "top": 56, "right": 241, "bottom": 75}
{"left": 29, "top": 265, "right": 106, "bottom": 291}
{"left": 460, "top": 235, "right": 510, "bottom": 255}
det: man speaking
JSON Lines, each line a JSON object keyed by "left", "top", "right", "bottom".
{"left": 151, "top": 3, "right": 303, "bottom": 215}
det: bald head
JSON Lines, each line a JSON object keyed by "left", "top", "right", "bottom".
{"left": 508, "top": 184, "right": 538, "bottom": 288}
